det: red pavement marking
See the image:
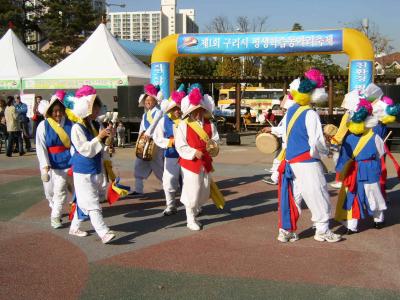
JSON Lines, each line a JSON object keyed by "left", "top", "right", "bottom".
{"left": 0, "top": 168, "right": 39, "bottom": 176}
{"left": 98, "top": 192, "right": 400, "bottom": 291}
{"left": 0, "top": 222, "right": 88, "bottom": 300}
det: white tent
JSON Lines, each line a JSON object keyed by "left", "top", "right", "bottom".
{"left": 0, "top": 29, "right": 50, "bottom": 90}
{"left": 23, "top": 23, "right": 150, "bottom": 89}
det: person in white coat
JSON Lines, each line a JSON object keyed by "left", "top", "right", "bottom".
{"left": 153, "top": 87, "right": 186, "bottom": 216}
{"left": 68, "top": 85, "right": 115, "bottom": 244}
{"left": 132, "top": 84, "right": 164, "bottom": 195}
{"left": 175, "top": 85, "right": 219, "bottom": 231}
{"left": 277, "top": 69, "right": 341, "bottom": 243}
{"left": 35, "top": 91, "right": 76, "bottom": 230}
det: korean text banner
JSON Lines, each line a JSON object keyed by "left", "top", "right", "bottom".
{"left": 178, "top": 30, "right": 343, "bottom": 55}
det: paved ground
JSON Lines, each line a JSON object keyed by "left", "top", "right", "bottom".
{"left": 1, "top": 135, "right": 400, "bottom": 299}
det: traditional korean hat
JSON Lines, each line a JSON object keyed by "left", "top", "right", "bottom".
{"left": 290, "top": 68, "right": 327, "bottom": 106}
{"left": 38, "top": 90, "right": 67, "bottom": 117}
{"left": 138, "top": 83, "right": 163, "bottom": 107}
{"left": 72, "top": 85, "right": 98, "bottom": 119}
{"left": 160, "top": 84, "right": 186, "bottom": 113}
{"left": 181, "top": 83, "right": 215, "bottom": 118}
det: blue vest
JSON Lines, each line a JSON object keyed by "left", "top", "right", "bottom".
{"left": 44, "top": 118, "right": 72, "bottom": 169}
{"left": 143, "top": 109, "right": 159, "bottom": 130}
{"left": 71, "top": 123, "right": 102, "bottom": 175}
{"left": 285, "top": 104, "right": 317, "bottom": 162}
{"left": 373, "top": 123, "right": 388, "bottom": 140}
{"left": 338, "top": 133, "right": 381, "bottom": 183}
{"left": 163, "top": 114, "right": 179, "bottom": 158}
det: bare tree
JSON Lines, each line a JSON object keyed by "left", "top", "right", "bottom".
{"left": 205, "top": 16, "right": 233, "bottom": 33}
{"left": 347, "top": 19, "right": 394, "bottom": 56}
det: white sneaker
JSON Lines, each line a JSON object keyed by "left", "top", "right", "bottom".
{"left": 277, "top": 229, "right": 299, "bottom": 243}
{"left": 187, "top": 221, "right": 202, "bottom": 231}
{"left": 329, "top": 182, "right": 342, "bottom": 189}
{"left": 314, "top": 230, "right": 342, "bottom": 243}
{"left": 51, "top": 218, "right": 62, "bottom": 229}
{"left": 69, "top": 228, "right": 88, "bottom": 237}
{"left": 101, "top": 231, "right": 116, "bottom": 244}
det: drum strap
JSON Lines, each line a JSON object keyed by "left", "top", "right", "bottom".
{"left": 146, "top": 110, "right": 154, "bottom": 124}
{"left": 168, "top": 113, "right": 180, "bottom": 127}
{"left": 185, "top": 118, "right": 210, "bottom": 143}
{"left": 47, "top": 117, "right": 71, "bottom": 149}
{"left": 335, "top": 129, "right": 374, "bottom": 221}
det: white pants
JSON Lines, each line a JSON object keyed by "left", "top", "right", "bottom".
{"left": 163, "top": 157, "right": 180, "bottom": 209}
{"left": 180, "top": 166, "right": 211, "bottom": 224}
{"left": 70, "top": 209, "right": 109, "bottom": 238}
{"left": 290, "top": 161, "right": 331, "bottom": 234}
{"left": 117, "top": 136, "right": 125, "bottom": 147}
{"left": 72, "top": 172, "right": 110, "bottom": 238}
{"left": 42, "top": 168, "right": 71, "bottom": 219}
{"left": 134, "top": 147, "right": 164, "bottom": 193}
{"left": 343, "top": 182, "right": 386, "bottom": 231}
{"left": 270, "top": 158, "right": 281, "bottom": 183}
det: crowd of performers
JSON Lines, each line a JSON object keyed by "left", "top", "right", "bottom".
{"left": 35, "top": 67, "right": 400, "bottom": 245}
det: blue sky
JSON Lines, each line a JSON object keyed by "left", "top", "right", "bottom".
{"left": 110, "top": 0, "right": 400, "bottom": 63}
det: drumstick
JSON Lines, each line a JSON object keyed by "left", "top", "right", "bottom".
{"left": 384, "top": 131, "right": 393, "bottom": 144}
{"left": 266, "top": 119, "right": 274, "bottom": 127}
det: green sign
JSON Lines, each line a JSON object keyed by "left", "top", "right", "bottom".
{"left": 0, "top": 79, "right": 21, "bottom": 90}
{"left": 22, "top": 77, "right": 129, "bottom": 89}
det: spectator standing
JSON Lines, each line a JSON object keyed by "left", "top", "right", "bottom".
{"left": 4, "top": 96, "right": 24, "bottom": 156}
{"left": 32, "top": 95, "right": 44, "bottom": 138}
{"left": 116, "top": 122, "right": 126, "bottom": 147}
{"left": 15, "top": 95, "right": 32, "bottom": 152}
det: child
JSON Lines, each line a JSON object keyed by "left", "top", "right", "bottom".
{"left": 69, "top": 85, "right": 115, "bottom": 244}
{"left": 132, "top": 84, "right": 164, "bottom": 195}
{"left": 153, "top": 87, "right": 185, "bottom": 216}
{"left": 175, "top": 85, "right": 219, "bottom": 230}
{"left": 35, "top": 90, "right": 78, "bottom": 230}
{"left": 335, "top": 95, "right": 387, "bottom": 233}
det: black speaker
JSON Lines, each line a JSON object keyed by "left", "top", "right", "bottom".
{"left": 226, "top": 132, "right": 241, "bottom": 145}
{"left": 117, "top": 86, "right": 144, "bottom": 123}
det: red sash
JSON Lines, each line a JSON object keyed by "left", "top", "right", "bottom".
{"left": 179, "top": 120, "right": 213, "bottom": 174}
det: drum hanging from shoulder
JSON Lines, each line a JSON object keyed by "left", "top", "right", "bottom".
{"left": 256, "top": 132, "right": 280, "bottom": 154}
{"left": 135, "top": 133, "right": 156, "bottom": 161}
{"left": 206, "top": 139, "right": 220, "bottom": 157}
{"left": 323, "top": 124, "right": 339, "bottom": 137}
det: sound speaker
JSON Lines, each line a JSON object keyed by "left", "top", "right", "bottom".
{"left": 226, "top": 132, "right": 241, "bottom": 145}
{"left": 117, "top": 86, "right": 144, "bottom": 123}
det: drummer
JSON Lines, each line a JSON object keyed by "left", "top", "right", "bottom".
{"left": 175, "top": 84, "right": 219, "bottom": 231}
{"left": 132, "top": 84, "right": 164, "bottom": 196}
{"left": 153, "top": 85, "right": 186, "bottom": 216}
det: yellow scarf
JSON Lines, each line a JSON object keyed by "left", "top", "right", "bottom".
{"left": 335, "top": 129, "right": 375, "bottom": 221}
{"left": 47, "top": 117, "right": 71, "bottom": 149}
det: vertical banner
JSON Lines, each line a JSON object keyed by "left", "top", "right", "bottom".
{"left": 349, "top": 60, "right": 373, "bottom": 92}
{"left": 20, "top": 94, "right": 35, "bottom": 118}
{"left": 151, "top": 62, "right": 170, "bottom": 99}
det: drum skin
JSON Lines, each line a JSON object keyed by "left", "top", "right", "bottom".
{"left": 256, "top": 133, "right": 280, "bottom": 154}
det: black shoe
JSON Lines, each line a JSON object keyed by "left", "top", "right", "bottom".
{"left": 163, "top": 207, "right": 178, "bottom": 216}
{"left": 6, "top": 153, "right": 11, "bottom": 157}
{"left": 19, "top": 152, "right": 25, "bottom": 156}
{"left": 129, "top": 191, "right": 143, "bottom": 196}
{"left": 346, "top": 229, "right": 357, "bottom": 235}
{"left": 262, "top": 176, "right": 277, "bottom": 185}
{"left": 374, "top": 221, "right": 385, "bottom": 229}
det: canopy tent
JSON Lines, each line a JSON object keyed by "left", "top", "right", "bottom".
{"left": 23, "top": 23, "right": 150, "bottom": 89}
{"left": 0, "top": 29, "right": 50, "bottom": 90}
